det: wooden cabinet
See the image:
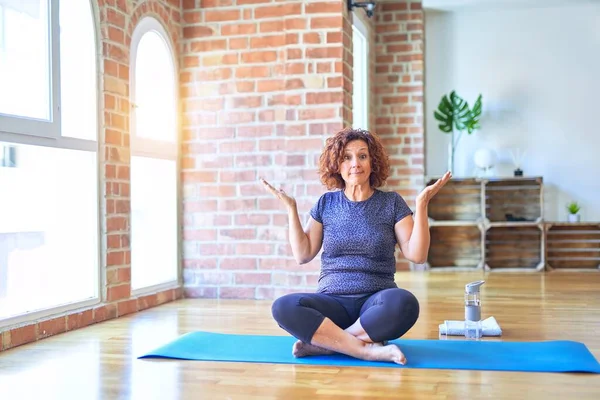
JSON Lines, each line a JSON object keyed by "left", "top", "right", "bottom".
{"left": 419, "top": 176, "right": 599, "bottom": 272}
{"left": 421, "top": 177, "right": 545, "bottom": 271}
{"left": 544, "top": 223, "right": 600, "bottom": 271}
{"left": 485, "top": 225, "right": 544, "bottom": 271}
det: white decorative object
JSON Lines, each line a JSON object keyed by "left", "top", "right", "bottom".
{"left": 473, "top": 148, "right": 496, "bottom": 177}
{"left": 510, "top": 148, "right": 526, "bottom": 176}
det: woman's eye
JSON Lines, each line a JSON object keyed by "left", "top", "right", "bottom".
{"left": 360, "top": 154, "right": 367, "bottom": 159}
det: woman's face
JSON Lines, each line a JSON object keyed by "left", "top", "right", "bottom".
{"left": 340, "top": 139, "right": 371, "bottom": 187}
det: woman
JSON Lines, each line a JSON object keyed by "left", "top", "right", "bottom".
{"left": 261, "top": 128, "right": 451, "bottom": 365}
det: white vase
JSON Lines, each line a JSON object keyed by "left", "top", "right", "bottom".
{"left": 567, "top": 213, "right": 580, "bottom": 223}
{"left": 447, "top": 142, "right": 454, "bottom": 173}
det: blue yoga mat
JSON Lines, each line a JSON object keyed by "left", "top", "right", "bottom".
{"left": 139, "top": 331, "right": 600, "bottom": 373}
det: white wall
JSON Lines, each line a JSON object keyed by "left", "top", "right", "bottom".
{"left": 424, "top": 2, "right": 600, "bottom": 221}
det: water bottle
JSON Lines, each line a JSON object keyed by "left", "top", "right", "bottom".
{"left": 464, "top": 280, "right": 485, "bottom": 339}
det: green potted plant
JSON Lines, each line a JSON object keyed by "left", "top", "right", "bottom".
{"left": 566, "top": 201, "right": 581, "bottom": 222}
{"left": 434, "top": 91, "right": 483, "bottom": 173}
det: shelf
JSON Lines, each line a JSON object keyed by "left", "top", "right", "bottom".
{"left": 425, "top": 225, "right": 483, "bottom": 270}
{"left": 430, "top": 220, "right": 481, "bottom": 227}
{"left": 484, "top": 178, "right": 542, "bottom": 223}
{"left": 420, "top": 176, "right": 598, "bottom": 273}
{"left": 545, "top": 223, "right": 600, "bottom": 270}
{"left": 484, "top": 225, "right": 544, "bottom": 270}
{"left": 426, "top": 178, "right": 482, "bottom": 222}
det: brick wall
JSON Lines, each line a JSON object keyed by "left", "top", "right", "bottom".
{"left": 1, "top": 0, "right": 183, "bottom": 352}
{"left": 181, "top": 0, "right": 425, "bottom": 297}
{"left": 180, "top": 0, "right": 354, "bottom": 299}
{"left": 375, "top": 0, "right": 425, "bottom": 270}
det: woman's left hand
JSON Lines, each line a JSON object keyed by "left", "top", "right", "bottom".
{"left": 416, "top": 171, "right": 452, "bottom": 207}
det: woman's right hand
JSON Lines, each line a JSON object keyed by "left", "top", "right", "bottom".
{"left": 260, "top": 177, "right": 297, "bottom": 211}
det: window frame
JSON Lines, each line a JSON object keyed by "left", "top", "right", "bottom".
{"left": 129, "top": 16, "right": 181, "bottom": 296}
{"left": 0, "top": 0, "right": 62, "bottom": 140}
{"left": 0, "top": 0, "right": 102, "bottom": 329}
{"left": 352, "top": 15, "right": 369, "bottom": 131}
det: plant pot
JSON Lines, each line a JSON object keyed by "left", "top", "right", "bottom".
{"left": 567, "top": 213, "right": 580, "bottom": 223}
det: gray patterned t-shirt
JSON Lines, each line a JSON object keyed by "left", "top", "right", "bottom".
{"left": 310, "top": 189, "right": 413, "bottom": 295}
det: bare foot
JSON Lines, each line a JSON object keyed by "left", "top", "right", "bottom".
{"left": 363, "top": 342, "right": 407, "bottom": 365}
{"left": 292, "top": 340, "right": 335, "bottom": 358}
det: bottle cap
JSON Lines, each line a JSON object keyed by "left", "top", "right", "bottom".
{"left": 465, "top": 280, "right": 485, "bottom": 294}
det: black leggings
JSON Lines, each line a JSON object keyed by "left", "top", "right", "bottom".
{"left": 271, "top": 288, "right": 420, "bottom": 344}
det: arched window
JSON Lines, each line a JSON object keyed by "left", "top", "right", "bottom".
{"left": 129, "top": 17, "right": 179, "bottom": 292}
{"left": 0, "top": 0, "right": 99, "bottom": 325}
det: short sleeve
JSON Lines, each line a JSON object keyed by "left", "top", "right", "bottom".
{"left": 310, "top": 193, "right": 327, "bottom": 223}
{"left": 394, "top": 192, "right": 413, "bottom": 223}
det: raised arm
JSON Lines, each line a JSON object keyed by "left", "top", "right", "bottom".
{"left": 394, "top": 171, "right": 452, "bottom": 264}
{"left": 260, "top": 178, "right": 323, "bottom": 264}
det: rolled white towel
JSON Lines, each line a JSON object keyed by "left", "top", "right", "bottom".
{"left": 438, "top": 316, "right": 502, "bottom": 337}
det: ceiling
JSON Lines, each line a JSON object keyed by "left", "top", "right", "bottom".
{"left": 422, "top": 0, "right": 598, "bottom": 11}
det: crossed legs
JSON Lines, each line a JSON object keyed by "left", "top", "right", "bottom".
{"left": 271, "top": 288, "right": 420, "bottom": 365}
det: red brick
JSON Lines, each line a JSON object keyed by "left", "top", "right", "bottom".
{"left": 229, "top": 38, "right": 248, "bottom": 50}
{"left": 250, "top": 34, "right": 287, "bottom": 49}
{"left": 306, "top": 46, "right": 343, "bottom": 59}
{"left": 221, "top": 23, "right": 257, "bottom": 36}
{"left": 108, "top": 26, "right": 125, "bottom": 43}
{"left": 183, "top": 287, "right": 218, "bottom": 298}
{"left": 5, "top": 325, "right": 36, "bottom": 349}
{"left": 259, "top": 20, "right": 284, "bottom": 33}
{"left": 38, "top": 317, "right": 67, "bottom": 339}
{"left": 156, "top": 290, "right": 175, "bottom": 304}
{"left": 107, "top": 283, "right": 130, "bottom": 302}
{"left": 255, "top": 4, "right": 302, "bottom": 19}
{"left": 138, "top": 293, "right": 158, "bottom": 310}
{"left": 285, "top": 18, "right": 307, "bottom": 30}
{"left": 306, "top": 2, "right": 342, "bottom": 14}
{"left": 204, "top": 9, "right": 240, "bottom": 22}
{"left": 235, "top": 243, "right": 274, "bottom": 255}
{"left": 117, "top": 299, "right": 138, "bottom": 316}
{"left": 234, "top": 272, "right": 272, "bottom": 285}
{"left": 298, "top": 108, "right": 337, "bottom": 120}
{"left": 220, "top": 287, "right": 255, "bottom": 299}
{"left": 241, "top": 50, "right": 278, "bottom": 63}
{"left": 221, "top": 258, "right": 258, "bottom": 270}
{"left": 106, "top": 9, "right": 126, "bottom": 28}
{"left": 107, "top": 216, "right": 128, "bottom": 232}
{"left": 235, "top": 66, "right": 270, "bottom": 79}
{"left": 310, "top": 16, "right": 343, "bottom": 29}
{"left": 306, "top": 91, "right": 344, "bottom": 105}
{"left": 183, "top": 25, "right": 215, "bottom": 38}
{"left": 94, "top": 304, "right": 117, "bottom": 322}
{"left": 183, "top": 229, "right": 218, "bottom": 240}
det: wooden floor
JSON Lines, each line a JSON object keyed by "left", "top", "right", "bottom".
{"left": 1, "top": 272, "right": 599, "bottom": 399}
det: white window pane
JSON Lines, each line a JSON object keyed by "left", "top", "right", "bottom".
{"left": 352, "top": 24, "right": 368, "bottom": 130}
{"left": 0, "top": 142, "right": 99, "bottom": 321}
{"left": 59, "top": 0, "right": 97, "bottom": 141}
{"left": 0, "top": 0, "right": 50, "bottom": 121}
{"left": 131, "top": 156, "right": 177, "bottom": 290}
{"left": 134, "top": 31, "right": 177, "bottom": 143}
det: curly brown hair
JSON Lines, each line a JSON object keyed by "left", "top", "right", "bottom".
{"left": 318, "top": 127, "right": 390, "bottom": 190}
